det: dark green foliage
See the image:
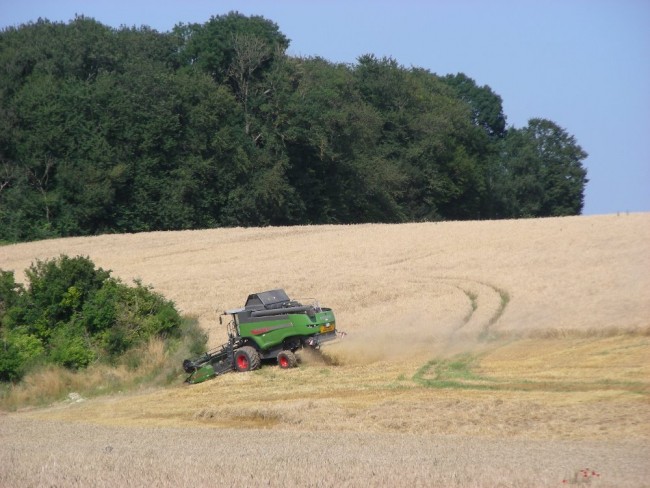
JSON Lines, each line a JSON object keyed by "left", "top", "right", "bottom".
{"left": 0, "top": 256, "right": 183, "bottom": 381}
{"left": 0, "top": 14, "right": 588, "bottom": 242}
{"left": 442, "top": 73, "right": 507, "bottom": 139}
{"left": 48, "top": 322, "right": 95, "bottom": 369}
{"left": 496, "top": 119, "right": 588, "bottom": 217}
{"left": 174, "top": 12, "right": 288, "bottom": 84}
{"left": 0, "top": 270, "right": 23, "bottom": 317}
{"left": 0, "top": 341, "right": 23, "bottom": 382}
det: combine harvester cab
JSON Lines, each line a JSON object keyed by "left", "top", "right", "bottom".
{"left": 183, "top": 289, "right": 337, "bottom": 384}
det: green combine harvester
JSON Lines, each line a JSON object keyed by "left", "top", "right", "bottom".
{"left": 182, "top": 289, "right": 337, "bottom": 384}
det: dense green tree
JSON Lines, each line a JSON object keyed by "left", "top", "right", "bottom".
{"left": 0, "top": 14, "right": 588, "bottom": 242}
{"left": 353, "top": 57, "right": 489, "bottom": 220}
{"left": 442, "top": 73, "right": 507, "bottom": 139}
{"left": 497, "top": 118, "right": 588, "bottom": 217}
{"left": 174, "top": 11, "right": 288, "bottom": 84}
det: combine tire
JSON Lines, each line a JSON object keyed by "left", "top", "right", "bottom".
{"left": 234, "top": 346, "right": 261, "bottom": 372}
{"left": 277, "top": 350, "right": 297, "bottom": 369}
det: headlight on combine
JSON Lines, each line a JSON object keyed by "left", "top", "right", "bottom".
{"left": 320, "top": 322, "right": 335, "bottom": 333}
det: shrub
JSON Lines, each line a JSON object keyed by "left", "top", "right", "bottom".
{"left": 7, "top": 329, "right": 45, "bottom": 364}
{"left": 0, "top": 255, "right": 187, "bottom": 382}
{"left": 0, "top": 270, "right": 23, "bottom": 317}
{"left": 0, "top": 340, "right": 23, "bottom": 382}
{"left": 48, "top": 323, "right": 96, "bottom": 370}
{"left": 82, "top": 279, "right": 119, "bottom": 335}
{"left": 24, "top": 255, "right": 111, "bottom": 329}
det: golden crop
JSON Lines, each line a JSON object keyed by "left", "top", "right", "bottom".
{"left": 1, "top": 213, "right": 648, "bottom": 486}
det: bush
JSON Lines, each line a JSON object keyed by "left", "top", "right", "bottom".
{"left": 25, "top": 255, "right": 111, "bottom": 326}
{"left": 0, "top": 255, "right": 186, "bottom": 381}
{"left": 0, "top": 270, "right": 23, "bottom": 317}
{"left": 7, "top": 329, "right": 45, "bottom": 364}
{"left": 82, "top": 280, "right": 119, "bottom": 335}
{"left": 0, "top": 340, "right": 23, "bottom": 382}
{"left": 48, "top": 323, "right": 96, "bottom": 369}
{"left": 114, "top": 280, "right": 182, "bottom": 342}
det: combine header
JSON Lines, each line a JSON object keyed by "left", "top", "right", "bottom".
{"left": 182, "top": 289, "right": 337, "bottom": 384}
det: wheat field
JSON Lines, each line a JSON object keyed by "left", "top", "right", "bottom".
{"left": 1, "top": 213, "right": 649, "bottom": 486}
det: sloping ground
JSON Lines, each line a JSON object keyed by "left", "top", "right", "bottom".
{"left": 17, "top": 334, "right": 649, "bottom": 439}
{"left": 1, "top": 214, "right": 649, "bottom": 486}
{"left": 2, "top": 213, "right": 648, "bottom": 345}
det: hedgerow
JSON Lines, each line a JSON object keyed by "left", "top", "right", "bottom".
{"left": 0, "top": 255, "right": 185, "bottom": 382}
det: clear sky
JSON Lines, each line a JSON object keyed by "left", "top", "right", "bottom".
{"left": 1, "top": 0, "right": 648, "bottom": 215}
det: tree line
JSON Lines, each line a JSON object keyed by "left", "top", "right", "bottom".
{"left": 0, "top": 13, "right": 588, "bottom": 242}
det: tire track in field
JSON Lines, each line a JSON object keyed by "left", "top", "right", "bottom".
{"left": 383, "top": 251, "right": 510, "bottom": 340}
{"left": 411, "top": 277, "right": 511, "bottom": 389}
{"left": 433, "top": 277, "right": 510, "bottom": 341}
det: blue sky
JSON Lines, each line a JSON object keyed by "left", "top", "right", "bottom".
{"left": 1, "top": 0, "right": 648, "bottom": 215}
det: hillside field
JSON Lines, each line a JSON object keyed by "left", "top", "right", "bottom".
{"left": 1, "top": 213, "right": 649, "bottom": 486}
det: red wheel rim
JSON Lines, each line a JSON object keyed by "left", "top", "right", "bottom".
{"left": 237, "top": 355, "right": 249, "bottom": 370}
{"left": 279, "top": 355, "right": 289, "bottom": 368}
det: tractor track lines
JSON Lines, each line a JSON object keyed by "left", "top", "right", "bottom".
{"left": 411, "top": 277, "right": 512, "bottom": 391}
{"left": 382, "top": 250, "right": 510, "bottom": 340}
{"left": 430, "top": 277, "right": 511, "bottom": 340}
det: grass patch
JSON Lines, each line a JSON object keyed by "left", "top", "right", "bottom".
{"left": 413, "top": 354, "right": 499, "bottom": 390}
{"left": 414, "top": 336, "right": 650, "bottom": 394}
